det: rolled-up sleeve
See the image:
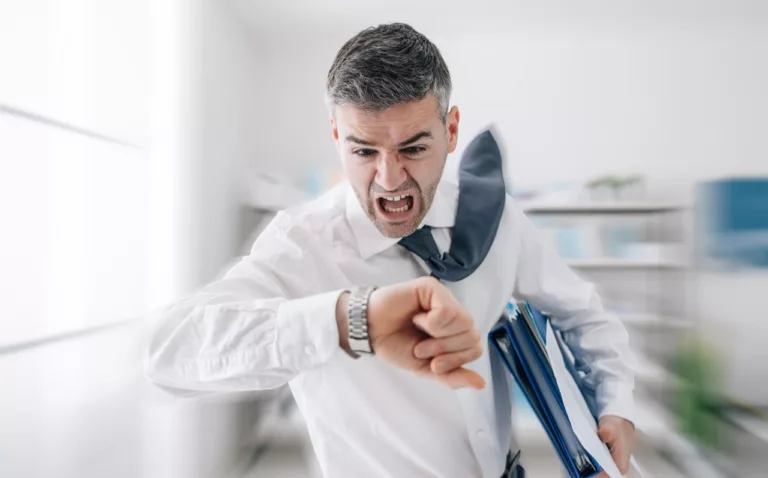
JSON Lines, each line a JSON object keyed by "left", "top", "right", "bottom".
{"left": 510, "top": 202, "right": 635, "bottom": 423}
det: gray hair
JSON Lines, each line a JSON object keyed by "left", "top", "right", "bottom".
{"left": 326, "top": 23, "right": 452, "bottom": 121}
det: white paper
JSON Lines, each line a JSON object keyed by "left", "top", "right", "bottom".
{"left": 545, "top": 325, "right": 624, "bottom": 478}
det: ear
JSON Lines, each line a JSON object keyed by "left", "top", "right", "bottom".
{"left": 446, "top": 106, "right": 460, "bottom": 154}
{"left": 330, "top": 114, "right": 340, "bottom": 151}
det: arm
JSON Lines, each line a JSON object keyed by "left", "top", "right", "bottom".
{"left": 144, "top": 250, "right": 346, "bottom": 394}
{"left": 145, "top": 223, "right": 484, "bottom": 394}
{"left": 510, "top": 203, "right": 635, "bottom": 424}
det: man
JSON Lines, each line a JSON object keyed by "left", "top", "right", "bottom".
{"left": 146, "top": 23, "right": 634, "bottom": 478}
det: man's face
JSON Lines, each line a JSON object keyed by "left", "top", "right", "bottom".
{"left": 331, "top": 96, "right": 460, "bottom": 238}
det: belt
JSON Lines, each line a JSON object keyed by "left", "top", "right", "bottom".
{"left": 500, "top": 450, "right": 525, "bottom": 478}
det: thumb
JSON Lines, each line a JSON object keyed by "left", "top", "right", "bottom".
{"left": 598, "top": 426, "right": 614, "bottom": 444}
{"left": 436, "top": 367, "right": 486, "bottom": 390}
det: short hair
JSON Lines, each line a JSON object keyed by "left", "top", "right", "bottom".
{"left": 326, "top": 23, "right": 452, "bottom": 121}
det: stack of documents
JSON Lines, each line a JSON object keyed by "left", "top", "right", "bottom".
{"left": 490, "top": 302, "right": 624, "bottom": 478}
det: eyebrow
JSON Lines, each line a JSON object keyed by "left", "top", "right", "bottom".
{"left": 344, "top": 130, "right": 433, "bottom": 148}
{"left": 398, "top": 131, "right": 432, "bottom": 147}
{"left": 345, "top": 135, "right": 376, "bottom": 146}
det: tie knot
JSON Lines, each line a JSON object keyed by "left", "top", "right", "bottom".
{"left": 398, "top": 226, "right": 442, "bottom": 261}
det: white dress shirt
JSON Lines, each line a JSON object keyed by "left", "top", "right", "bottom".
{"left": 145, "top": 178, "right": 634, "bottom": 478}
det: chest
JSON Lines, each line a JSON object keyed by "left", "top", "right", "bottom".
{"left": 329, "top": 228, "right": 519, "bottom": 336}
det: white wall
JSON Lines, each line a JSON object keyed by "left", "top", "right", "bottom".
{"left": 145, "top": 0, "right": 265, "bottom": 476}
{"left": 436, "top": 26, "right": 768, "bottom": 199}
{"left": 0, "top": 1, "right": 151, "bottom": 477}
{"left": 0, "top": 0, "right": 263, "bottom": 476}
{"left": 157, "top": 1, "right": 264, "bottom": 476}
{"left": 0, "top": 0, "right": 148, "bottom": 144}
{"left": 197, "top": 0, "right": 262, "bottom": 281}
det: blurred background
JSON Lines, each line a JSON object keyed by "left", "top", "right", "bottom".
{"left": 1, "top": 0, "right": 768, "bottom": 477}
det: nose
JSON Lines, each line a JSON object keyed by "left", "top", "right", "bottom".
{"left": 375, "top": 152, "right": 407, "bottom": 191}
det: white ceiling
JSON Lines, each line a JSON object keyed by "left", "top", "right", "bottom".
{"left": 233, "top": 0, "right": 768, "bottom": 36}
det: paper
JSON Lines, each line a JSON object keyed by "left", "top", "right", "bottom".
{"left": 546, "top": 325, "right": 624, "bottom": 478}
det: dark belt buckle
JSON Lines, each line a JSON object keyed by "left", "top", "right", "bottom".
{"left": 502, "top": 449, "right": 523, "bottom": 478}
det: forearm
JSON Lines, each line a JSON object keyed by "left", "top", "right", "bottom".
{"left": 556, "top": 294, "right": 635, "bottom": 422}
{"left": 145, "top": 278, "right": 345, "bottom": 394}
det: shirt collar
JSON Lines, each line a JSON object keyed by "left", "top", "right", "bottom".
{"left": 345, "top": 179, "right": 458, "bottom": 260}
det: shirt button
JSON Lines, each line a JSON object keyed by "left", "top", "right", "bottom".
{"left": 304, "top": 344, "right": 315, "bottom": 355}
{"left": 476, "top": 429, "right": 486, "bottom": 438}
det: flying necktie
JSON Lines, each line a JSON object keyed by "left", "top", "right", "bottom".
{"left": 398, "top": 129, "right": 506, "bottom": 282}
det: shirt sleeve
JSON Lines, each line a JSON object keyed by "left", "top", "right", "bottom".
{"left": 144, "top": 221, "right": 345, "bottom": 394}
{"left": 509, "top": 201, "right": 635, "bottom": 424}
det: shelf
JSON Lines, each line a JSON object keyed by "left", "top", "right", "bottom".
{"left": 522, "top": 202, "right": 685, "bottom": 215}
{"left": 617, "top": 314, "right": 690, "bottom": 329}
{"left": 565, "top": 258, "right": 685, "bottom": 269}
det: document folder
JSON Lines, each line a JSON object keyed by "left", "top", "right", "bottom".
{"left": 490, "top": 302, "right": 622, "bottom": 478}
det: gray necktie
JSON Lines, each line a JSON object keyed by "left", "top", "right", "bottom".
{"left": 398, "top": 130, "right": 506, "bottom": 282}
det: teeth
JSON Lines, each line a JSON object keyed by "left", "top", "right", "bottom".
{"left": 383, "top": 204, "right": 410, "bottom": 213}
{"left": 379, "top": 194, "right": 413, "bottom": 213}
{"left": 382, "top": 194, "right": 411, "bottom": 201}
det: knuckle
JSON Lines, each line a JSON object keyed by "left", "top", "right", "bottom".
{"left": 468, "top": 328, "right": 481, "bottom": 343}
{"left": 419, "top": 275, "right": 439, "bottom": 288}
{"left": 431, "top": 360, "right": 446, "bottom": 374}
{"left": 432, "top": 310, "right": 452, "bottom": 330}
{"left": 439, "top": 311, "right": 455, "bottom": 328}
{"left": 456, "top": 308, "right": 474, "bottom": 326}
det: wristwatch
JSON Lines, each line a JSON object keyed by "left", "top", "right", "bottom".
{"left": 346, "top": 286, "right": 377, "bottom": 358}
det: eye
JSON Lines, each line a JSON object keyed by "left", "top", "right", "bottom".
{"left": 400, "top": 145, "right": 427, "bottom": 157}
{"left": 353, "top": 148, "right": 378, "bottom": 158}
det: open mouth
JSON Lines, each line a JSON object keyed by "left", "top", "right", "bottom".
{"left": 377, "top": 194, "right": 415, "bottom": 218}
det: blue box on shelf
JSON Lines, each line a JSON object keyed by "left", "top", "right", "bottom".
{"left": 699, "top": 177, "right": 768, "bottom": 268}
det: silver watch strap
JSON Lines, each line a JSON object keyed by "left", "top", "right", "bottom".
{"left": 347, "top": 286, "right": 376, "bottom": 358}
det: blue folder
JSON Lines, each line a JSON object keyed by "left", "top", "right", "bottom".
{"left": 490, "top": 302, "right": 602, "bottom": 478}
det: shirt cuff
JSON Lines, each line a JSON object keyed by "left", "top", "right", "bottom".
{"left": 275, "top": 289, "right": 344, "bottom": 372}
{"left": 596, "top": 380, "right": 635, "bottom": 426}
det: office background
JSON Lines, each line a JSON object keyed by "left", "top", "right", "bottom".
{"left": 1, "top": 1, "right": 767, "bottom": 477}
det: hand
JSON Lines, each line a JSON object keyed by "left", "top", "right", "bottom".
{"left": 597, "top": 415, "right": 635, "bottom": 475}
{"left": 337, "top": 277, "right": 485, "bottom": 390}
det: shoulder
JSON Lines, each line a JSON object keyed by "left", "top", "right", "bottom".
{"left": 497, "top": 193, "right": 532, "bottom": 244}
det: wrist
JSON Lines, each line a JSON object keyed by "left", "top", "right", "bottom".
{"left": 335, "top": 291, "right": 351, "bottom": 353}
{"left": 336, "top": 286, "right": 377, "bottom": 358}
{"left": 346, "top": 286, "right": 376, "bottom": 357}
